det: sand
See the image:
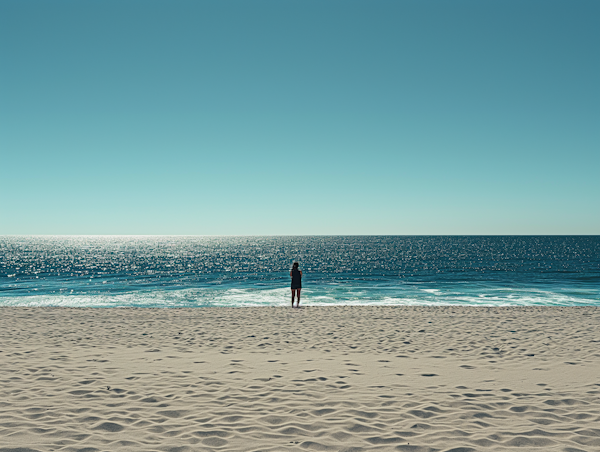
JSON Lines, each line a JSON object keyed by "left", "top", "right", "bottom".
{"left": 0, "top": 306, "right": 599, "bottom": 452}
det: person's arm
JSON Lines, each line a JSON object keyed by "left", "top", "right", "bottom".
{"left": 299, "top": 270, "right": 302, "bottom": 277}
{"left": 290, "top": 271, "right": 293, "bottom": 277}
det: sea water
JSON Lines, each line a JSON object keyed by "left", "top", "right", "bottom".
{"left": 1, "top": 236, "right": 598, "bottom": 307}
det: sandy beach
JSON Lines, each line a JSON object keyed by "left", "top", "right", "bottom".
{"left": 1, "top": 306, "right": 599, "bottom": 451}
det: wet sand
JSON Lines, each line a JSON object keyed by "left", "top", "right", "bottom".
{"left": 1, "top": 306, "right": 599, "bottom": 451}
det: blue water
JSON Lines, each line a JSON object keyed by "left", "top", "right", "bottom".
{"left": 1, "top": 236, "right": 598, "bottom": 307}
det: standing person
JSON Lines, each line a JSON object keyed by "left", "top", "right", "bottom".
{"left": 290, "top": 262, "right": 302, "bottom": 308}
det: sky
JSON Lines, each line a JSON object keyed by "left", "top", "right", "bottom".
{"left": 1, "top": 0, "right": 598, "bottom": 235}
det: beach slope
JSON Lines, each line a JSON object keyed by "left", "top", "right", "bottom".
{"left": 1, "top": 306, "right": 599, "bottom": 451}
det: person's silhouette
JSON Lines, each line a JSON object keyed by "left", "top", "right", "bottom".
{"left": 290, "top": 262, "right": 302, "bottom": 308}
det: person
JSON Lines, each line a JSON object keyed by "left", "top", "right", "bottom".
{"left": 290, "top": 262, "right": 302, "bottom": 308}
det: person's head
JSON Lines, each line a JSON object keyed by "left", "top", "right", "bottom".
{"left": 292, "top": 262, "right": 299, "bottom": 269}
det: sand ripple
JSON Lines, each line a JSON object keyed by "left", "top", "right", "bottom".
{"left": 1, "top": 306, "right": 599, "bottom": 451}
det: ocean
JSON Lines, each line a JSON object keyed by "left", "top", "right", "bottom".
{"left": 1, "top": 236, "right": 598, "bottom": 307}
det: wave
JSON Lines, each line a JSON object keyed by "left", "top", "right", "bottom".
{"left": 0, "top": 285, "right": 597, "bottom": 308}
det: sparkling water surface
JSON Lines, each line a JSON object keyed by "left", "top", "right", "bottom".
{"left": 1, "top": 236, "right": 598, "bottom": 307}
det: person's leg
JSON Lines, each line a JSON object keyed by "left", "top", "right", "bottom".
{"left": 291, "top": 289, "right": 295, "bottom": 307}
{"left": 297, "top": 289, "right": 301, "bottom": 307}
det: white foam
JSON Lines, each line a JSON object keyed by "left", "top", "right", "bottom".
{"left": 0, "top": 285, "right": 598, "bottom": 308}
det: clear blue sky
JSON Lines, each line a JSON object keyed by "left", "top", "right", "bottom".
{"left": 1, "top": 0, "right": 598, "bottom": 235}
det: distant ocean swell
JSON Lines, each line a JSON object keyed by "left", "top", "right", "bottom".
{"left": 1, "top": 236, "right": 599, "bottom": 307}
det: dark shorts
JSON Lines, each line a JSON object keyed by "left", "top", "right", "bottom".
{"left": 291, "top": 284, "right": 301, "bottom": 290}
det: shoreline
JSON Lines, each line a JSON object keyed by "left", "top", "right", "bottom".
{"left": 1, "top": 306, "right": 599, "bottom": 451}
